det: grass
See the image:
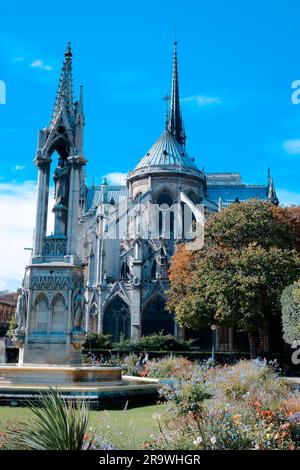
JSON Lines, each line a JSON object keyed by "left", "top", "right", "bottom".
{"left": 0, "top": 403, "right": 164, "bottom": 449}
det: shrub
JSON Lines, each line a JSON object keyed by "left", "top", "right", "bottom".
{"left": 6, "top": 317, "right": 17, "bottom": 338}
{"left": 137, "top": 333, "right": 193, "bottom": 352}
{"left": 10, "top": 388, "right": 94, "bottom": 450}
{"left": 281, "top": 281, "right": 300, "bottom": 347}
{"left": 112, "top": 333, "right": 193, "bottom": 352}
{"left": 99, "top": 353, "right": 142, "bottom": 376}
{"left": 84, "top": 333, "right": 112, "bottom": 350}
{"left": 142, "top": 356, "right": 195, "bottom": 379}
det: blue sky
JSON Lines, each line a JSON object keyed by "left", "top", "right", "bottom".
{"left": 1, "top": 0, "right": 300, "bottom": 289}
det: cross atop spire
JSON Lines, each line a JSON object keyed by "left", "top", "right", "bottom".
{"left": 50, "top": 42, "right": 74, "bottom": 128}
{"left": 168, "top": 41, "right": 186, "bottom": 147}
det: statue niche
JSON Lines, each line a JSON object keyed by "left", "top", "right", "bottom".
{"left": 52, "top": 156, "right": 70, "bottom": 236}
{"left": 72, "top": 287, "right": 85, "bottom": 332}
{"left": 53, "top": 156, "right": 69, "bottom": 208}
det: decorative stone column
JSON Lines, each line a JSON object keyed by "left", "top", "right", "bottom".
{"left": 131, "top": 289, "right": 141, "bottom": 340}
{"left": 66, "top": 155, "right": 86, "bottom": 258}
{"left": 32, "top": 156, "right": 51, "bottom": 259}
{"left": 175, "top": 201, "right": 183, "bottom": 240}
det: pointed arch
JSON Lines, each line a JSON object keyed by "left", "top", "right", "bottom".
{"left": 141, "top": 294, "right": 174, "bottom": 336}
{"left": 102, "top": 287, "right": 130, "bottom": 311}
{"left": 88, "top": 302, "right": 98, "bottom": 332}
{"left": 121, "top": 260, "right": 130, "bottom": 279}
{"left": 33, "top": 293, "right": 49, "bottom": 334}
{"left": 51, "top": 292, "right": 66, "bottom": 334}
{"left": 103, "top": 295, "right": 130, "bottom": 342}
{"left": 151, "top": 259, "right": 157, "bottom": 278}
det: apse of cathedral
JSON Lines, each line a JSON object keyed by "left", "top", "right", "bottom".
{"left": 32, "top": 42, "right": 278, "bottom": 345}
{"left": 75, "top": 42, "right": 278, "bottom": 342}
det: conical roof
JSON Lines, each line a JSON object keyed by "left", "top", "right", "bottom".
{"left": 135, "top": 129, "right": 198, "bottom": 170}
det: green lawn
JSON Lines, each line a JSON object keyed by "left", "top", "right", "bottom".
{"left": 0, "top": 404, "right": 165, "bottom": 449}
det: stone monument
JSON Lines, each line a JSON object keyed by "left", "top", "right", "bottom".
{"left": 12, "top": 43, "right": 87, "bottom": 366}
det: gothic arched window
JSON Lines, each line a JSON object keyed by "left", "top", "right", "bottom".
{"left": 121, "top": 261, "right": 130, "bottom": 279}
{"left": 141, "top": 296, "right": 174, "bottom": 336}
{"left": 103, "top": 297, "right": 130, "bottom": 342}
{"left": 157, "top": 193, "right": 174, "bottom": 238}
{"left": 151, "top": 259, "right": 157, "bottom": 278}
{"left": 89, "top": 304, "right": 98, "bottom": 332}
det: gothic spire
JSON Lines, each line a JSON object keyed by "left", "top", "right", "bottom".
{"left": 168, "top": 41, "right": 186, "bottom": 147}
{"left": 50, "top": 42, "right": 74, "bottom": 128}
{"left": 267, "top": 168, "right": 279, "bottom": 206}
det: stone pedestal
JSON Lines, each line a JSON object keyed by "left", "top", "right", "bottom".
{"left": 18, "top": 334, "right": 85, "bottom": 366}
{"left": 14, "top": 262, "right": 86, "bottom": 366}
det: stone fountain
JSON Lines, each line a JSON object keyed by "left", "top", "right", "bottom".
{"left": 0, "top": 45, "right": 158, "bottom": 407}
{"left": 0, "top": 44, "right": 122, "bottom": 389}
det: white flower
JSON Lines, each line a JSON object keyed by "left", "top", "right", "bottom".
{"left": 193, "top": 436, "right": 203, "bottom": 446}
{"left": 210, "top": 436, "right": 216, "bottom": 445}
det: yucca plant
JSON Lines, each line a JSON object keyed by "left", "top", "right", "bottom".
{"left": 12, "top": 388, "right": 94, "bottom": 450}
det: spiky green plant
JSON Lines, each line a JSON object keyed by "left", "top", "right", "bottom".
{"left": 11, "top": 388, "right": 94, "bottom": 450}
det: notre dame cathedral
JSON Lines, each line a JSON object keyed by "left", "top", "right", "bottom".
{"left": 24, "top": 42, "right": 278, "bottom": 354}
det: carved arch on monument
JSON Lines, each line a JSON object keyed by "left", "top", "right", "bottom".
{"left": 102, "top": 295, "right": 131, "bottom": 342}
{"left": 33, "top": 293, "right": 49, "bottom": 334}
{"left": 141, "top": 294, "right": 174, "bottom": 337}
{"left": 51, "top": 292, "right": 66, "bottom": 334}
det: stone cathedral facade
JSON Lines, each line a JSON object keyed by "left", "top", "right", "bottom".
{"left": 23, "top": 43, "right": 278, "bottom": 352}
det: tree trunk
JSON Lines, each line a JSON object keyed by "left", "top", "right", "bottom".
{"left": 248, "top": 332, "right": 256, "bottom": 359}
{"left": 258, "top": 330, "right": 269, "bottom": 354}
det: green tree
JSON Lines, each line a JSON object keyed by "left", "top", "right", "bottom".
{"left": 168, "top": 201, "right": 300, "bottom": 357}
{"left": 205, "top": 199, "right": 295, "bottom": 250}
{"left": 6, "top": 317, "right": 17, "bottom": 337}
{"left": 281, "top": 280, "right": 300, "bottom": 347}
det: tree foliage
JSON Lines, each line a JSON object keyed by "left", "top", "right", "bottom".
{"left": 272, "top": 206, "right": 300, "bottom": 252}
{"left": 167, "top": 200, "right": 300, "bottom": 355}
{"left": 205, "top": 199, "right": 296, "bottom": 250}
{"left": 281, "top": 280, "right": 300, "bottom": 347}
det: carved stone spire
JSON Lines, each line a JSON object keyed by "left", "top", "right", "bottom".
{"left": 50, "top": 42, "right": 75, "bottom": 129}
{"left": 168, "top": 41, "right": 186, "bottom": 147}
{"left": 267, "top": 168, "right": 279, "bottom": 205}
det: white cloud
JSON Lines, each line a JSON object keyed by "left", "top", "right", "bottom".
{"left": 282, "top": 139, "right": 300, "bottom": 155}
{"left": 103, "top": 172, "right": 127, "bottom": 185}
{"left": 181, "top": 95, "right": 223, "bottom": 106}
{"left": 0, "top": 180, "right": 36, "bottom": 291}
{"left": 277, "top": 188, "right": 300, "bottom": 206}
{"left": 0, "top": 180, "right": 54, "bottom": 291}
{"left": 11, "top": 165, "right": 26, "bottom": 172}
{"left": 31, "top": 59, "right": 53, "bottom": 71}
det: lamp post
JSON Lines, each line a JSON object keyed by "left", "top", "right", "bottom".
{"left": 210, "top": 324, "right": 217, "bottom": 362}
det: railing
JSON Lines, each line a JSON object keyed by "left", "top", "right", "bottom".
{"left": 44, "top": 236, "right": 67, "bottom": 256}
{"left": 127, "top": 165, "right": 204, "bottom": 180}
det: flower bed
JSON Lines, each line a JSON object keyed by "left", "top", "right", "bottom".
{"left": 146, "top": 359, "right": 300, "bottom": 450}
